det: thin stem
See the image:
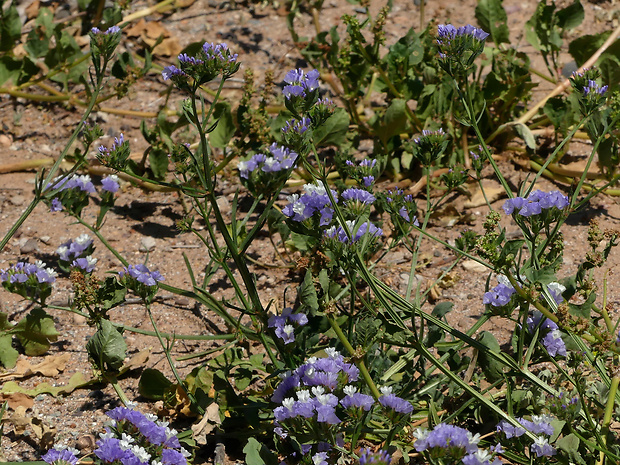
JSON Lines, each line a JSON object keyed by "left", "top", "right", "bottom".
{"left": 598, "top": 376, "right": 620, "bottom": 465}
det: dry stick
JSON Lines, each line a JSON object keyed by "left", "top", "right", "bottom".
{"left": 516, "top": 23, "right": 620, "bottom": 126}
{"left": 122, "top": 0, "right": 176, "bottom": 23}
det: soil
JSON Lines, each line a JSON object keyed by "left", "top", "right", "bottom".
{"left": 1, "top": 0, "right": 620, "bottom": 463}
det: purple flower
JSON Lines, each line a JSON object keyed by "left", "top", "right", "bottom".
{"left": 437, "top": 24, "right": 489, "bottom": 42}
{"left": 378, "top": 386, "right": 413, "bottom": 414}
{"left": 42, "top": 448, "right": 79, "bottom": 465}
{"left": 531, "top": 437, "right": 556, "bottom": 457}
{"left": 120, "top": 264, "right": 164, "bottom": 286}
{"left": 342, "top": 188, "right": 376, "bottom": 205}
{"left": 496, "top": 420, "right": 526, "bottom": 438}
{"left": 162, "top": 65, "right": 186, "bottom": 81}
{"left": 502, "top": 190, "right": 569, "bottom": 217}
{"left": 527, "top": 312, "right": 566, "bottom": 357}
{"left": 72, "top": 256, "right": 97, "bottom": 273}
{"left": 358, "top": 448, "right": 391, "bottom": 465}
{"left": 268, "top": 308, "right": 308, "bottom": 344}
{"left": 50, "top": 198, "right": 63, "bottom": 212}
{"left": 91, "top": 25, "right": 121, "bottom": 35}
{"left": 282, "top": 116, "right": 311, "bottom": 134}
{"left": 414, "top": 423, "right": 480, "bottom": 454}
{"left": 283, "top": 69, "right": 320, "bottom": 99}
{"left": 57, "top": 234, "right": 93, "bottom": 262}
{"left": 341, "top": 386, "right": 374, "bottom": 411}
{"left": 324, "top": 221, "right": 383, "bottom": 244}
{"left": 101, "top": 174, "right": 120, "bottom": 193}
{"left": 282, "top": 182, "right": 337, "bottom": 225}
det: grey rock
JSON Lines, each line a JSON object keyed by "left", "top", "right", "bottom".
{"left": 140, "top": 236, "right": 157, "bottom": 252}
{"left": 9, "top": 194, "right": 26, "bottom": 206}
{"left": 20, "top": 238, "right": 38, "bottom": 254}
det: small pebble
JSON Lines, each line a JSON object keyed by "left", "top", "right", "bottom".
{"left": 9, "top": 195, "right": 26, "bottom": 206}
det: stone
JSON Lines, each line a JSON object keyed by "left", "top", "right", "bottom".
{"left": 139, "top": 236, "right": 156, "bottom": 252}
{"left": 461, "top": 259, "right": 488, "bottom": 273}
{"left": 20, "top": 238, "right": 38, "bottom": 254}
{"left": 9, "top": 194, "right": 26, "bottom": 206}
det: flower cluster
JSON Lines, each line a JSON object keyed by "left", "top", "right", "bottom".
{"left": 119, "top": 264, "right": 164, "bottom": 302}
{"left": 272, "top": 349, "right": 413, "bottom": 460}
{"left": 283, "top": 69, "right": 320, "bottom": 100}
{"left": 283, "top": 182, "right": 337, "bottom": 226}
{"left": 90, "top": 25, "right": 122, "bottom": 61}
{"left": 57, "top": 233, "right": 93, "bottom": 263}
{"left": 46, "top": 174, "right": 96, "bottom": 211}
{"left": 120, "top": 264, "right": 164, "bottom": 287}
{"left": 97, "top": 134, "right": 131, "bottom": 171}
{"left": 502, "top": 190, "right": 569, "bottom": 217}
{"left": 570, "top": 68, "right": 609, "bottom": 114}
{"left": 345, "top": 159, "right": 377, "bottom": 187}
{"left": 238, "top": 144, "right": 298, "bottom": 195}
{"left": 382, "top": 189, "right": 419, "bottom": 235}
{"left": 324, "top": 221, "right": 383, "bottom": 244}
{"left": 268, "top": 307, "right": 308, "bottom": 344}
{"left": 91, "top": 405, "right": 190, "bottom": 465}
{"left": 483, "top": 275, "right": 517, "bottom": 308}
{"left": 0, "top": 260, "right": 57, "bottom": 304}
{"left": 436, "top": 24, "right": 489, "bottom": 74}
{"left": 414, "top": 423, "right": 502, "bottom": 464}
{"left": 101, "top": 174, "right": 120, "bottom": 193}
{"left": 497, "top": 415, "right": 556, "bottom": 458}
{"left": 42, "top": 446, "right": 80, "bottom": 465}
{"left": 283, "top": 68, "right": 321, "bottom": 117}
{"left": 358, "top": 448, "right": 392, "bottom": 465}
{"left": 412, "top": 128, "right": 449, "bottom": 166}
{"left": 162, "top": 42, "right": 239, "bottom": 90}
{"left": 527, "top": 312, "right": 567, "bottom": 357}
{"left": 548, "top": 391, "right": 580, "bottom": 421}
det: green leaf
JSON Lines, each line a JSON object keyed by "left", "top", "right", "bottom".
{"left": 149, "top": 147, "right": 170, "bottom": 180}
{"left": 556, "top": 1, "right": 584, "bottom": 31}
{"left": 523, "top": 266, "right": 557, "bottom": 285}
{"left": 475, "top": 0, "right": 510, "bottom": 45}
{"left": 0, "top": 3, "right": 21, "bottom": 52}
{"left": 432, "top": 302, "right": 454, "bottom": 318}
{"left": 0, "top": 334, "right": 18, "bottom": 369}
{"left": 86, "top": 319, "right": 127, "bottom": 371}
{"left": 511, "top": 122, "right": 536, "bottom": 150}
{"left": 243, "top": 437, "right": 278, "bottom": 465}
{"left": 0, "top": 55, "right": 21, "bottom": 86}
{"left": 556, "top": 433, "right": 586, "bottom": 464}
{"left": 209, "top": 102, "right": 235, "bottom": 148}
{"left": 476, "top": 331, "right": 505, "bottom": 382}
{"left": 138, "top": 368, "right": 174, "bottom": 400}
{"left": 99, "top": 276, "right": 127, "bottom": 310}
{"left": 374, "top": 99, "right": 408, "bottom": 146}
{"left": 299, "top": 270, "right": 319, "bottom": 311}
{"left": 312, "top": 108, "right": 350, "bottom": 147}
{"left": 14, "top": 308, "right": 59, "bottom": 356}
{"left": 1, "top": 372, "right": 91, "bottom": 397}
{"left": 569, "top": 32, "right": 610, "bottom": 66}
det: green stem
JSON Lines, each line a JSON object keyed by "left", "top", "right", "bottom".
{"left": 108, "top": 375, "right": 131, "bottom": 406}
{"left": 598, "top": 376, "right": 620, "bottom": 465}
{"left": 326, "top": 315, "right": 381, "bottom": 400}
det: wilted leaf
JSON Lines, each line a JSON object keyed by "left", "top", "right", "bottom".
{"left": 0, "top": 372, "right": 91, "bottom": 397}
{"left": 119, "top": 349, "right": 150, "bottom": 375}
{"left": 31, "top": 416, "right": 56, "bottom": 449}
{"left": 191, "top": 402, "right": 221, "bottom": 445}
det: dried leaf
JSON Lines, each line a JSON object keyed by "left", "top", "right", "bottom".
{"left": 25, "top": 0, "right": 41, "bottom": 20}
{"left": 118, "top": 349, "right": 150, "bottom": 375}
{"left": 191, "top": 402, "right": 221, "bottom": 445}
{"left": 31, "top": 416, "right": 56, "bottom": 449}
{"left": 464, "top": 182, "right": 506, "bottom": 208}
{"left": 124, "top": 19, "right": 181, "bottom": 56}
{"left": 5, "top": 353, "right": 71, "bottom": 379}
{"left": 0, "top": 392, "right": 34, "bottom": 410}
{"left": 9, "top": 406, "right": 30, "bottom": 435}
